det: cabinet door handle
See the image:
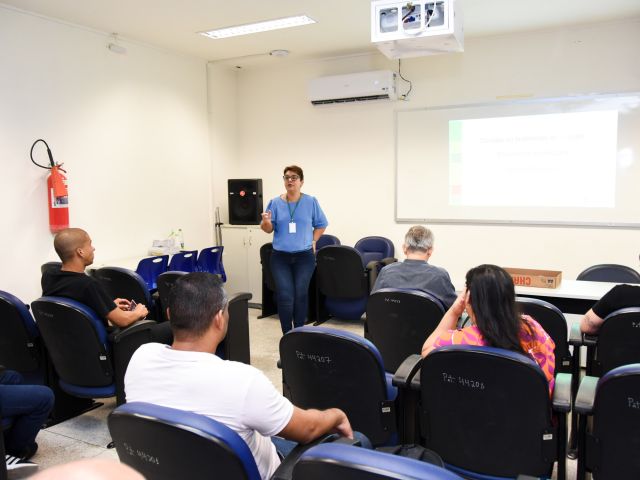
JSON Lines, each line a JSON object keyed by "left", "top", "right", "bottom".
{"left": 248, "top": 236, "right": 252, "bottom": 246}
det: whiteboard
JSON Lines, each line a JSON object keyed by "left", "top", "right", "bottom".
{"left": 395, "top": 93, "right": 640, "bottom": 228}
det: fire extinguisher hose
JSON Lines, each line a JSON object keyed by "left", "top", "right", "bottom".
{"left": 30, "top": 138, "right": 66, "bottom": 172}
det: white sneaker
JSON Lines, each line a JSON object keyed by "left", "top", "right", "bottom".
{"left": 5, "top": 454, "right": 39, "bottom": 478}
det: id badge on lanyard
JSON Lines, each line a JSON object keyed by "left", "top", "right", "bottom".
{"left": 287, "top": 194, "right": 301, "bottom": 234}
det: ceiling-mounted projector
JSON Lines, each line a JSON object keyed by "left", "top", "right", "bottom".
{"left": 371, "top": 0, "right": 463, "bottom": 59}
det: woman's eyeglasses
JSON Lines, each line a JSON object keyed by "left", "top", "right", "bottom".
{"left": 283, "top": 175, "right": 300, "bottom": 181}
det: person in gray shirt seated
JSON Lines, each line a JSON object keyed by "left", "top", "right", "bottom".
{"left": 371, "top": 225, "right": 457, "bottom": 310}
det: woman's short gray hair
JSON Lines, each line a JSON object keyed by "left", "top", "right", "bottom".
{"left": 404, "top": 226, "right": 434, "bottom": 253}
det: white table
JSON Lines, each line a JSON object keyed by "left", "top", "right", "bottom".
{"left": 514, "top": 280, "right": 618, "bottom": 314}
{"left": 455, "top": 279, "right": 619, "bottom": 315}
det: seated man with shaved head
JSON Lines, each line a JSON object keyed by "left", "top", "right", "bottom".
{"left": 42, "top": 228, "right": 151, "bottom": 329}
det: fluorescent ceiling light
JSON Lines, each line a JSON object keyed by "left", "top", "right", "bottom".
{"left": 200, "top": 15, "right": 316, "bottom": 39}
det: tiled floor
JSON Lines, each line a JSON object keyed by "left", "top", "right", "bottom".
{"left": 30, "top": 308, "right": 577, "bottom": 478}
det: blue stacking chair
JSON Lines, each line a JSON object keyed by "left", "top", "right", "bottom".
{"left": 575, "top": 364, "right": 640, "bottom": 479}
{"left": 576, "top": 263, "right": 640, "bottom": 283}
{"left": 31, "top": 297, "right": 156, "bottom": 406}
{"left": 168, "top": 250, "right": 198, "bottom": 272}
{"left": 354, "top": 236, "right": 395, "bottom": 267}
{"left": 292, "top": 443, "right": 463, "bottom": 480}
{"left": 135, "top": 255, "right": 168, "bottom": 291}
{"left": 108, "top": 402, "right": 261, "bottom": 480}
{"left": 354, "top": 236, "right": 396, "bottom": 289}
{"left": 197, "top": 246, "right": 227, "bottom": 281}
{"left": 0, "top": 290, "right": 44, "bottom": 385}
{"left": 279, "top": 326, "right": 398, "bottom": 447}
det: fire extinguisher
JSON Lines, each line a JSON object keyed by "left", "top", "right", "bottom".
{"left": 30, "top": 139, "right": 69, "bottom": 233}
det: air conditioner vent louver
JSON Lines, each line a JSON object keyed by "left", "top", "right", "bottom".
{"left": 308, "top": 70, "right": 397, "bottom": 106}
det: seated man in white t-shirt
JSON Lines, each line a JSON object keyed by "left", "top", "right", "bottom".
{"left": 125, "top": 272, "right": 354, "bottom": 480}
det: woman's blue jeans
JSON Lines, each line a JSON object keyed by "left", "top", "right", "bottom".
{"left": 270, "top": 249, "right": 316, "bottom": 334}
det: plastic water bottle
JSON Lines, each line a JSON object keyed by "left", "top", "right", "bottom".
{"left": 177, "top": 229, "right": 185, "bottom": 250}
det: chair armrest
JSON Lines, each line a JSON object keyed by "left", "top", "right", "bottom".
{"left": 229, "top": 292, "right": 253, "bottom": 303}
{"left": 552, "top": 373, "right": 572, "bottom": 413}
{"left": 109, "top": 320, "right": 156, "bottom": 343}
{"left": 271, "top": 434, "right": 361, "bottom": 480}
{"left": 582, "top": 333, "right": 598, "bottom": 347}
{"left": 575, "top": 375, "right": 598, "bottom": 415}
{"left": 392, "top": 354, "right": 422, "bottom": 389}
{"left": 365, "top": 260, "right": 380, "bottom": 272}
{"left": 380, "top": 257, "right": 397, "bottom": 266}
{"left": 568, "top": 322, "right": 583, "bottom": 346}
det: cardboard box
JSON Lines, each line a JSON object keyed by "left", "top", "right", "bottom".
{"left": 504, "top": 267, "right": 562, "bottom": 289}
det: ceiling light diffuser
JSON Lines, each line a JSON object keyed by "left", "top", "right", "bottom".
{"left": 200, "top": 15, "right": 316, "bottom": 39}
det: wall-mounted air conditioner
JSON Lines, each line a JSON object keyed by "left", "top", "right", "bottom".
{"left": 371, "top": 0, "right": 463, "bottom": 59}
{"left": 308, "top": 70, "right": 397, "bottom": 105}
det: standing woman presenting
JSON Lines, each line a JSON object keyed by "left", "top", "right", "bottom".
{"left": 260, "top": 166, "right": 328, "bottom": 334}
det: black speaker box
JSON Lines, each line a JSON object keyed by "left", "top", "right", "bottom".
{"left": 228, "top": 179, "right": 263, "bottom": 225}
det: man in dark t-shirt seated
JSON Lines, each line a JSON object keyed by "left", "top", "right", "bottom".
{"left": 41, "top": 228, "right": 149, "bottom": 328}
{"left": 580, "top": 284, "right": 640, "bottom": 334}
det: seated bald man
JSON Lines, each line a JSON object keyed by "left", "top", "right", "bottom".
{"left": 41, "top": 228, "right": 168, "bottom": 340}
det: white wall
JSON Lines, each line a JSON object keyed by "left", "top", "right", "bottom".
{"left": 0, "top": 6, "right": 212, "bottom": 302}
{"left": 217, "top": 19, "right": 640, "bottom": 284}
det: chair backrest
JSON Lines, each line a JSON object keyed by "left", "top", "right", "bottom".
{"left": 279, "top": 326, "right": 396, "bottom": 446}
{"left": 135, "top": 255, "right": 168, "bottom": 291}
{"left": 577, "top": 264, "right": 640, "bottom": 283}
{"left": 217, "top": 292, "right": 252, "bottom": 365}
{"left": 40, "top": 261, "right": 62, "bottom": 275}
{"left": 366, "top": 288, "right": 445, "bottom": 372}
{"left": 108, "top": 402, "right": 261, "bottom": 480}
{"left": 591, "top": 307, "right": 640, "bottom": 376}
{"left": 419, "top": 345, "right": 555, "bottom": 478}
{"left": 156, "top": 271, "right": 187, "bottom": 321}
{"left": 93, "top": 267, "right": 152, "bottom": 306}
{"left": 0, "top": 290, "right": 42, "bottom": 375}
{"left": 354, "top": 236, "right": 395, "bottom": 266}
{"left": 316, "top": 246, "right": 369, "bottom": 320}
{"left": 292, "top": 443, "right": 463, "bottom": 480}
{"left": 316, "top": 246, "right": 368, "bottom": 299}
{"left": 197, "top": 246, "right": 227, "bottom": 281}
{"left": 586, "top": 364, "right": 640, "bottom": 478}
{"left": 316, "top": 234, "right": 340, "bottom": 251}
{"left": 516, "top": 296, "right": 571, "bottom": 373}
{"left": 31, "top": 297, "right": 114, "bottom": 392}
{"left": 168, "top": 250, "right": 198, "bottom": 273}
{"left": 259, "top": 243, "right": 277, "bottom": 292}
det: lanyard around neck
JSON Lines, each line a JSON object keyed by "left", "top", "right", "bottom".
{"left": 287, "top": 193, "right": 302, "bottom": 222}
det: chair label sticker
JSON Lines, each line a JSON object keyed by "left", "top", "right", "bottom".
{"left": 442, "top": 372, "right": 485, "bottom": 390}
{"left": 296, "top": 350, "right": 332, "bottom": 364}
{"left": 628, "top": 397, "right": 640, "bottom": 409}
{"left": 123, "top": 442, "right": 160, "bottom": 465}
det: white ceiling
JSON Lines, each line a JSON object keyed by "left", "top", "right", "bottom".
{"left": 3, "top": 0, "right": 640, "bottom": 65}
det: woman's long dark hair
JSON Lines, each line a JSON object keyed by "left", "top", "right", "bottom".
{"left": 466, "top": 264, "right": 528, "bottom": 353}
